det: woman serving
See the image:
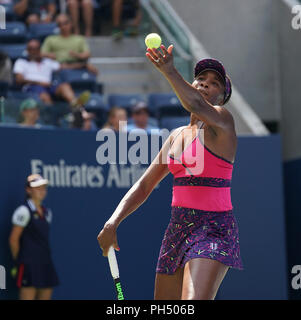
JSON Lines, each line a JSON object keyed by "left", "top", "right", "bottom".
{"left": 97, "top": 44, "right": 243, "bottom": 300}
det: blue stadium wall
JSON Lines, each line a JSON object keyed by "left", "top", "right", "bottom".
{"left": 283, "top": 158, "right": 301, "bottom": 300}
{"left": 0, "top": 127, "right": 288, "bottom": 299}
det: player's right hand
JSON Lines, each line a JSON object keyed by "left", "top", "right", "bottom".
{"left": 97, "top": 222, "right": 120, "bottom": 257}
{"left": 146, "top": 44, "right": 174, "bottom": 75}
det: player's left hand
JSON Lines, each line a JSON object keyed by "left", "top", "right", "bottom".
{"left": 146, "top": 44, "right": 175, "bottom": 75}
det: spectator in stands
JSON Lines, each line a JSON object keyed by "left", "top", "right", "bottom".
{"left": 13, "top": 39, "right": 90, "bottom": 107}
{"left": 19, "top": 98, "right": 41, "bottom": 127}
{"left": 112, "top": 0, "right": 141, "bottom": 40}
{"left": 9, "top": 174, "right": 59, "bottom": 300}
{"left": 66, "top": 0, "right": 94, "bottom": 37}
{"left": 13, "top": 0, "right": 57, "bottom": 25}
{"left": 71, "top": 107, "right": 98, "bottom": 131}
{"left": 127, "top": 101, "right": 159, "bottom": 133}
{"left": 41, "top": 13, "right": 98, "bottom": 75}
{"left": 0, "top": 51, "right": 12, "bottom": 84}
{"left": 102, "top": 106, "right": 127, "bottom": 132}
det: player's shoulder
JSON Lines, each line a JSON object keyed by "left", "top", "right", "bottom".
{"left": 163, "top": 125, "right": 187, "bottom": 146}
{"left": 12, "top": 205, "right": 31, "bottom": 227}
{"left": 209, "top": 106, "right": 236, "bottom": 138}
{"left": 171, "top": 125, "right": 187, "bottom": 135}
{"left": 170, "top": 125, "right": 187, "bottom": 138}
{"left": 13, "top": 205, "right": 30, "bottom": 215}
{"left": 213, "top": 105, "right": 234, "bottom": 121}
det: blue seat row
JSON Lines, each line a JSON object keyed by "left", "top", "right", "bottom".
{"left": 0, "top": 67, "right": 98, "bottom": 94}
{"left": 0, "top": 3, "right": 16, "bottom": 22}
{"left": 108, "top": 93, "right": 190, "bottom": 118}
{"left": 0, "top": 92, "right": 191, "bottom": 130}
{"left": 1, "top": 43, "right": 27, "bottom": 62}
{"left": 0, "top": 90, "right": 188, "bottom": 117}
{"left": 0, "top": 22, "right": 59, "bottom": 43}
{"left": 54, "top": 69, "right": 97, "bottom": 92}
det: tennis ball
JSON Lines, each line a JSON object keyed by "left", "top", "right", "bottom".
{"left": 145, "top": 33, "right": 162, "bottom": 49}
{"left": 11, "top": 267, "right": 17, "bottom": 278}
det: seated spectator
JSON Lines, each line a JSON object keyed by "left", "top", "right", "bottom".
{"left": 13, "top": 0, "right": 57, "bottom": 25}
{"left": 127, "top": 101, "right": 160, "bottom": 134}
{"left": 13, "top": 39, "right": 90, "bottom": 108}
{"left": 112, "top": 0, "right": 141, "bottom": 40}
{"left": 41, "top": 14, "right": 98, "bottom": 75}
{"left": 0, "top": 51, "right": 12, "bottom": 84}
{"left": 67, "top": 0, "right": 94, "bottom": 37}
{"left": 71, "top": 107, "right": 97, "bottom": 131}
{"left": 102, "top": 106, "right": 127, "bottom": 132}
{"left": 18, "top": 98, "right": 41, "bottom": 127}
{"left": 82, "top": 114, "right": 98, "bottom": 131}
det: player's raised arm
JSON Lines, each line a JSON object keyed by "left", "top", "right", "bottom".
{"left": 146, "top": 45, "right": 234, "bottom": 134}
{"left": 97, "top": 130, "right": 180, "bottom": 257}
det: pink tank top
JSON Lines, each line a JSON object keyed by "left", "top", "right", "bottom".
{"left": 168, "top": 125, "right": 234, "bottom": 212}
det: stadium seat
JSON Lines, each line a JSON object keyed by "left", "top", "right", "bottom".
{"left": 0, "top": 98, "right": 23, "bottom": 121}
{"left": 55, "top": 69, "right": 97, "bottom": 92}
{"left": 2, "top": 98, "right": 58, "bottom": 128}
{"left": 28, "top": 23, "right": 59, "bottom": 42}
{"left": 0, "top": 3, "right": 16, "bottom": 21}
{"left": 7, "top": 90, "right": 40, "bottom": 101}
{"left": 0, "top": 82, "right": 9, "bottom": 98}
{"left": 0, "top": 22, "right": 27, "bottom": 43}
{"left": 148, "top": 93, "right": 189, "bottom": 118}
{"left": 107, "top": 94, "right": 145, "bottom": 113}
{"left": 94, "top": 0, "right": 138, "bottom": 20}
{"left": 160, "top": 116, "right": 191, "bottom": 131}
{"left": 83, "top": 93, "right": 108, "bottom": 128}
{"left": 85, "top": 93, "right": 108, "bottom": 111}
{"left": 1, "top": 44, "right": 27, "bottom": 63}
{"left": 0, "top": 115, "right": 18, "bottom": 126}
{"left": 39, "top": 102, "right": 70, "bottom": 127}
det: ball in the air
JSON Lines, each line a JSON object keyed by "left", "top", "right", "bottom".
{"left": 11, "top": 267, "right": 17, "bottom": 278}
{"left": 145, "top": 33, "right": 162, "bottom": 49}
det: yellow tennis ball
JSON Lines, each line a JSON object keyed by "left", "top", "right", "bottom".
{"left": 11, "top": 267, "right": 17, "bottom": 278}
{"left": 145, "top": 33, "right": 162, "bottom": 49}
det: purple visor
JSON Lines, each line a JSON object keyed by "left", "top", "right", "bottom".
{"left": 194, "top": 58, "right": 232, "bottom": 104}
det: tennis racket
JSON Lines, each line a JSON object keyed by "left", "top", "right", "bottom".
{"left": 107, "top": 246, "right": 125, "bottom": 300}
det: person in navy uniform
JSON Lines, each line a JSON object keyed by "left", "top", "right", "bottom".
{"left": 9, "top": 174, "right": 59, "bottom": 300}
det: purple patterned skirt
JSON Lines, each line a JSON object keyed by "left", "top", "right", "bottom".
{"left": 156, "top": 206, "right": 243, "bottom": 274}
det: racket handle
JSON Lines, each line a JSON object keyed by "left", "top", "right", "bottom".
{"left": 108, "top": 246, "right": 120, "bottom": 279}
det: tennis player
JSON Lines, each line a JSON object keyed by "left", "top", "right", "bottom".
{"left": 97, "top": 44, "right": 243, "bottom": 300}
{"left": 9, "top": 174, "right": 59, "bottom": 300}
